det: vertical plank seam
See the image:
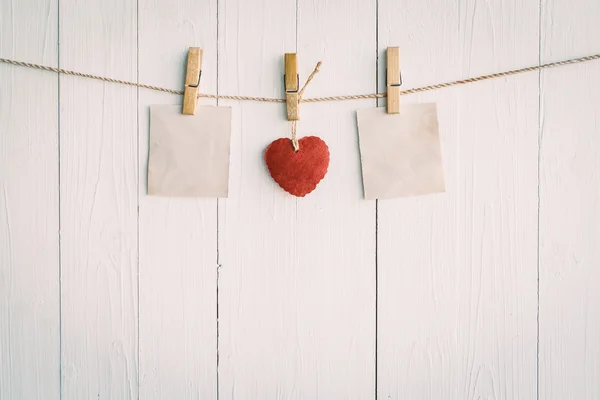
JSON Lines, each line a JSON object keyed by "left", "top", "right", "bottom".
{"left": 294, "top": 0, "right": 299, "bottom": 233}
{"left": 536, "top": 0, "right": 542, "bottom": 399}
{"left": 374, "top": 1, "right": 379, "bottom": 399}
{"left": 216, "top": 0, "right": 221, "bottom": 398}
{"left": 57, "top": 0, "right": 62, "bottom": 396}
{"left": 136, "top": 0, "right": 140, "bottom": 396}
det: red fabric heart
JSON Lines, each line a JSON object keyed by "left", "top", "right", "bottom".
{"left": 264, "top": 136, "right": 330, "bottom": 197}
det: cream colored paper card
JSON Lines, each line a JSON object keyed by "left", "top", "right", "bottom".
{"left": 148, "top": 104, "right": 232, "bottom": 197}
{"left": 357, "top": 104, "right": 445, "bottom": 200}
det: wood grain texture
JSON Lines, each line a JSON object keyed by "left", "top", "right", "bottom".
{"left": 138, "top": 0, "right": 218, "bottom": 398}
{"left": 3, "top": 0, "right": 600, "bottom": 398}
{"left": 218, "top": 0, "right": 375, "bottom": 397}
{"left": 285, "top": 53, "right": 299, "bottom": 120}
{"left": 0, "top": 1, "right": 60, "bottom": 398}
{"left": 216, "top": 0, "right": 297, "bottom": 397}
{"left": 376, "top": 0, "right": 539, "bottom": 398}
{"left": 386, "top": 47, "right": 400, "bottom": 114}
{"left": 182, "top": 47, "right": 203, "bottom": 115}
{"left": 59, "top": 0, "right": 138, "bottom": 398}
{"left": 539, "top": 0, "right": 600, "bottom": 398}
{"left": 285, "top": 92, "right": 300, "bottom": 121}
{"left": 295, "top": 0, "right": 376, "bottom": 395}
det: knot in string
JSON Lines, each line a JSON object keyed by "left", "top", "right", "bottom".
{"left": 291, "top": 61, "right": 322, "bottom": 151}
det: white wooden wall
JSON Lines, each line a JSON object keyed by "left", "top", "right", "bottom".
{"left": 1, "top": 0, "right": 599, "bottom": 398}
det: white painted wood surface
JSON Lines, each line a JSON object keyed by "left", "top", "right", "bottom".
{"left": 377, "top": 1, "right": 539, "bottom": 398}
{"left": 0, "top": 1, "right": 60, "bottom": 399}
{"left": 1, "top": 0, "right": 599, "bottom": 399}
{"left": 539, "top": 0, "right": 600, "bottom": 398}
{"left": 59, "top": 0, "right": 138, "bottom": 398}
{"left": 138, "top": 1, "right": 218, "bottom": 398}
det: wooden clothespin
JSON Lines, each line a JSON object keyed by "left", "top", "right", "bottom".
{"left": 284, "top": 53, "right": 299, "bottom": 120}
{"left": 182, "top": 47, "right": 203, "bottom": 115}
{"left": 386, "top": 47, "right": 401, "bottom": 114}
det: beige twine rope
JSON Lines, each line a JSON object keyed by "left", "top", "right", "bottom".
{"left": 2, "top": 53, "right": 599, "bottom": 103}
{"left": 291, "top": 61, "right": 322, "bottom": 151}
{"left": 5, "top": 53, "right": 598, "bottom": 152}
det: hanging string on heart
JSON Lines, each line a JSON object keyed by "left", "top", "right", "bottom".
{"left": 291, "top": 61, "right": 322, "bottom": 152}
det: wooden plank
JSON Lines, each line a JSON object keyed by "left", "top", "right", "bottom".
{"left": 295, "top": 0, "right": 376, "bottom": 394}
{"left": 284, "top": 54, "right": 298, "bottom": 90}
{"left": 0, "top": 0, "right": 60, "bottom": 398}
{"left": 285, "top": 91, "right": 300, "bottom": 121}
{"left": 182, "top": 47, "right": 203, "bottom": 115}
{"left": 285, "top": 53, "right": 299, "bottom": 120}
{"left": 217, "top": 0, "right": 376, "bottom": 396}
{"left": 59, "top": 0, "right": 138, "bottom": 397}
{"left": 386, "top": 47, "right": 400, "bottom": 114}
{"left": 138, "top": 0, "right": 218, "bottom": 398}
{"left": 376, "top": 0, "right": 539, "bottom": 398}
{"left": 217, "top": 0, "right": 297, "bottom": 396}
{"left": 539, "top": 0, "right": 600, "bottom": 398}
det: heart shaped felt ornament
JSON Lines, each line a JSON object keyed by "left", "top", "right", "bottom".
{"left": 264, "top": 136, "right": 330, "bottom": 197}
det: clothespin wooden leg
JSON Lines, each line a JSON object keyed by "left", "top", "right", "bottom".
{"left": 386, "top": 47, "right": 401, "bottom": 114}
{"left": 182, "top": 47, "right": 203, "bottom": 115}
{"left": 285, "top": 53, "right": 299, "bottom": 121}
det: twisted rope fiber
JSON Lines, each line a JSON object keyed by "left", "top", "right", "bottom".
{"left": 0, "top": 57, "right": 185, "bottom": 95}
{"left": 1, "top": 53, "right": 599, "bottom": 103}
{"left": 291, "top": 61, "right": 322, "bottom": 151}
